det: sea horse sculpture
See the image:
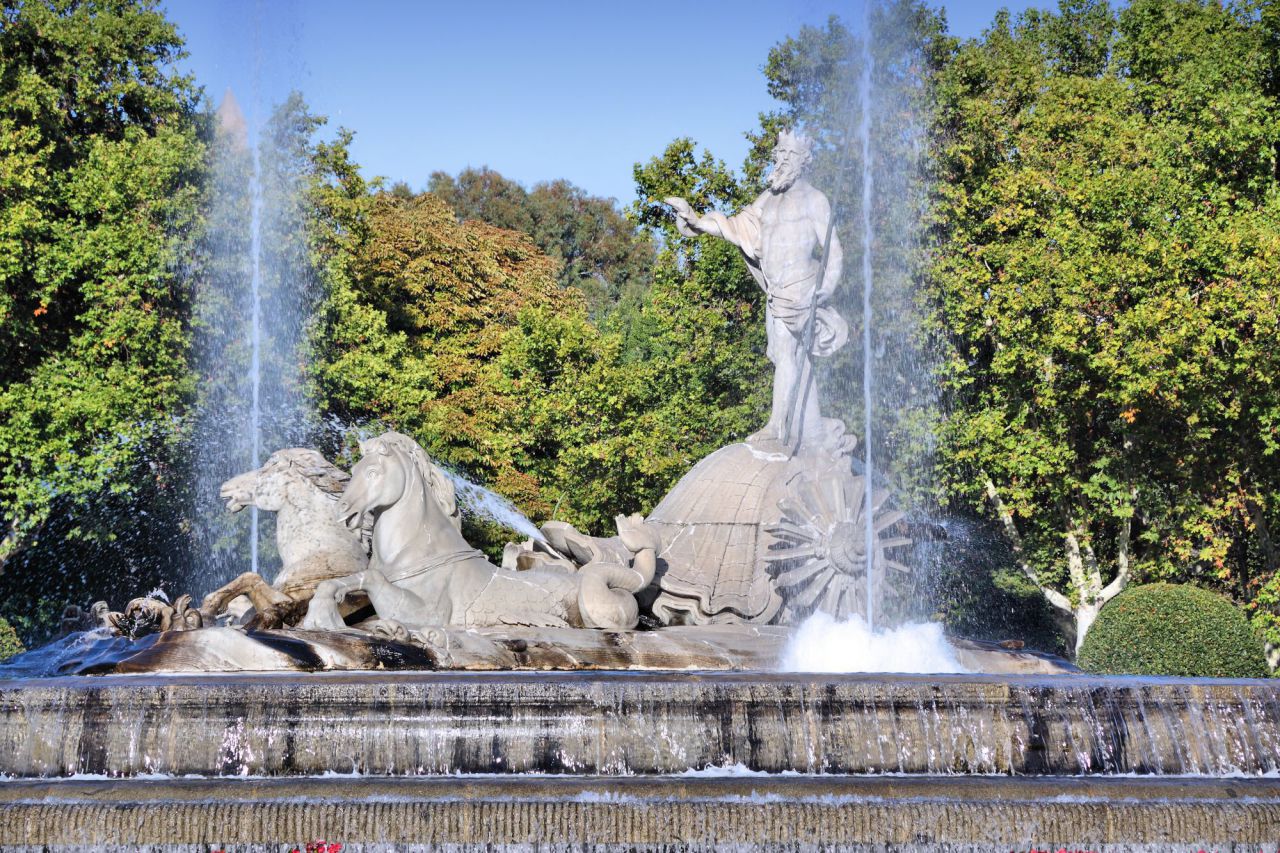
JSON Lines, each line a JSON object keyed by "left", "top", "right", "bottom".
{"left": 301, "top": 432, "right": 658, "bottom": 633}
{"left": 198, "top": 448, "right": 371, "bottom": 628}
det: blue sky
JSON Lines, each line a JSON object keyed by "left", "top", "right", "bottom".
{"left": 161, "top": 0, "right": 1050, "bottom": 204}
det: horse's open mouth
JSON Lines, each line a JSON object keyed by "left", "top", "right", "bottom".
{"left": 339, "top": 507, "right": 366, "bottom": 531}
{"left": 220, "top": 488, "right": 250, "bottom": 513}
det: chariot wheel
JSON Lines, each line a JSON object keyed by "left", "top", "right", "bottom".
{"left": 763, "top": 469, "right": 911, "bottom": 623}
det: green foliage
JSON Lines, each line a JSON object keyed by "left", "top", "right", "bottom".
{"left": 0, "top": 0, "right": 204, "bottom": 628}
{"left": 928, "top": 523, "right": 1071, "bottom": 656}
{"left": 311, "top": 143, "right": 771, "bottom": 540}
{"left": 4, "top": 0, "right": 1278, "bottom": 652}
{"left": 427, "top": 167, "right": 655, "bottom": 317}
{"left": 497, "top": 237, "right": 771, "bottom": 536}
{"left": 0, "top": 616, "right": 22, "bottom": 661}
{"left": 931, "top": 0, "right": 1280, "bottom": 638}
{"left": 314, "top": 185, "right": 567, "bottom": 503}
{"left": 1078, "top": 583, "right": 1267, "bottom": 677}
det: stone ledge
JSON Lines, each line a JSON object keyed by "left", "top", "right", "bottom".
{"left": 2, "top": 776, "right": 1278, "bottom": 850}
{"left": 3, "top": 671, "right": 1278, "bottom": 778}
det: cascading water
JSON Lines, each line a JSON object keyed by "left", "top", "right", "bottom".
{"left": 857, "top": 0, "right": 877, "bottom": 629}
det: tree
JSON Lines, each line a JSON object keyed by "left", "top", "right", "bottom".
{"left": 427, "top": 167, "right": 655, "bottom": 317}
{"left": 0, "top": 0, "right": 205, "bottom": 636}
{"left": 931, "top": 0, "right": 1280, "bottom": 652}
{"left": 310, "top": 141, "right": 583, "bottom": 545}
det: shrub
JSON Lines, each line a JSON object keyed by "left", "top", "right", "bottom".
{"left": 1078, "top": 583, "right": 1267, "bottom": 678}
{"left": 0, "top": 617, "right": 23, "bottom": 662}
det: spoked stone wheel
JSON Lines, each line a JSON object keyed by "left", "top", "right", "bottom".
{"left": 763, "top": 468, "right": 911, "bottom": 623}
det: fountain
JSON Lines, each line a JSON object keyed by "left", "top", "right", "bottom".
{"left": 2, "top": 5, "right": 1279, "bottom": 850}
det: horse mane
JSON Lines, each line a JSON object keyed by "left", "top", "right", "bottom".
{"left": 368, "top": 432, "right": 463, "bottom": 532}
{"left": 271, "top": 448, "right": 349, "bottom": 500}
{"left": 267, "top": 448, "right": 374, "bottom": 551}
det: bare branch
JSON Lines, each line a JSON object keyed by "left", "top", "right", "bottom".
{"left": 985, "top": 477, "right": 1072, "bottom": 614}
{"left": 1063, "top": 529, "right": 1090, "bottom": 599}
{"left": 1102, "top": 488, "right": 1139, "bottom": 602}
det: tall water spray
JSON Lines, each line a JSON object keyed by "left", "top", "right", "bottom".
{"left": 190, "top": 92, "right": 317, "bottom": 596}
{"left": 790, "top": 1, "right": 939, "bottom": 631}
{"left": 857, "top": 0, "right": 878, "bottom": 629}
{"left": 247, "top": 128, "right": 264, "bottom": 576}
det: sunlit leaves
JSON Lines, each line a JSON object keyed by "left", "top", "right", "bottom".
{"left": 932, "top": 0, "right": 1280, "bottom": 639}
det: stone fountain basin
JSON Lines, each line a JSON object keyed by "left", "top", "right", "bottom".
{"left": 5, "top": 667, "right": 1277, "bottom": 849}
{"left": 2, "top": 669, "right": 1276, "bottom": 779}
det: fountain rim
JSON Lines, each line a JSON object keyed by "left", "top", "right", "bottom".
{"left": 4, "top": 773, "right": 1279, "bottom": 802}
{"left": 2, "top": 668, "right": 1275, "bottom": 691}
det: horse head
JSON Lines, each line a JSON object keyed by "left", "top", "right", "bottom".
{"left": 220, "top": 449, "right": 348, "bottom": 515}
{"left": 338, "top": 432, "right": 461, "bottom": 534}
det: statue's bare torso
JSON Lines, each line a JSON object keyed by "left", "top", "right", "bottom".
{"left": 665, "top": 136, "right": 845, "bottom": 448}
{"left": 752, "top": 179, "right": 831, "bottom": 310}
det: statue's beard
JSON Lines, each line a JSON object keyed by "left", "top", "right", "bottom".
{"left": 770, "top": 166, "right": 800, "bottom": 192}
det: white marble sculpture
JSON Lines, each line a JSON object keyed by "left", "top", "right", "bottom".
{"left": 666, "top": 129, "right": 846, "bottom": 451}
{"left": 73, "top": 124, "right": 1085, "bottom": 672}
{"left": 301, "top": 432, "right": 659, "bottom": 634}
{"left": 644, "top": 129, "right": 909, "bottom": 626}
{"left": 198, "top": 448, "right": 370, "bottom": 627}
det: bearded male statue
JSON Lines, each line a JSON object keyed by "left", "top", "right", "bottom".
{"left": 666, "top": 130, "right": 847, "bottom": 452}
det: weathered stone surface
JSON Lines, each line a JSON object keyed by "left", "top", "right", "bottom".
{"left": 646, "top": 444, "right": 911, "bottom": 627}
{"left": 219, "top": 448, "right": 370, "bottom": 598}
{"left": 2, "top": 671, "right": 1276, "bottom": 779}
{"left": 193, "top": 448, "right": 371, "bottom": 629}
{"left": 647, "top": 443, "right": 808, "bottom": 624}
{"left": 13, "top": 623, "right": 1072, "bottom": 676}
{"left": 666, "top": 129, "right": 846, "bottom": 449}
{"left": 3, "top": 776, "right": 1278, "bottom": 850}
{"left": 656, "top": 131, "right": 915, "bottom": 629}
{"left": 948, "top": 637, "right": 1077, "bottom": 674}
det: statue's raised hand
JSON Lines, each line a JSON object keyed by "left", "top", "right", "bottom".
{"left": 664, "top": 196, "right": 700, "bottom": 238}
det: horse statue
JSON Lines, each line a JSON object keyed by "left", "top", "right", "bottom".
{"left": 301, "top": 432, "right": 657, "bottom": 633}
{"left": 199, "top": 448, "right": 371, "bottom": 628}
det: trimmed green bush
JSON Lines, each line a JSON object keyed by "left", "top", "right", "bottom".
{"left": 0, "top": 617, "right": 22, "bottom": 662}
{"left": 1078, "top": 583, "right": 1267, "bottom": 678}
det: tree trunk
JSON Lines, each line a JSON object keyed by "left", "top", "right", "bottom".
{"left": 985, "top": 478, "right": 1136, "bottom": 659}
{"left": 1245, "top": 497, "right": 1278, "bottom": 575}
{"left": 1074, "top": 600, "right": 1102, "bottom": 657}
{"left": 984, "top": 478, "right": 1073, "bottom": 611}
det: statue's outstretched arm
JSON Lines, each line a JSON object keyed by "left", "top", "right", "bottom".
{"left": 664, "top": 197, "right": 754, "bottom": 250}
